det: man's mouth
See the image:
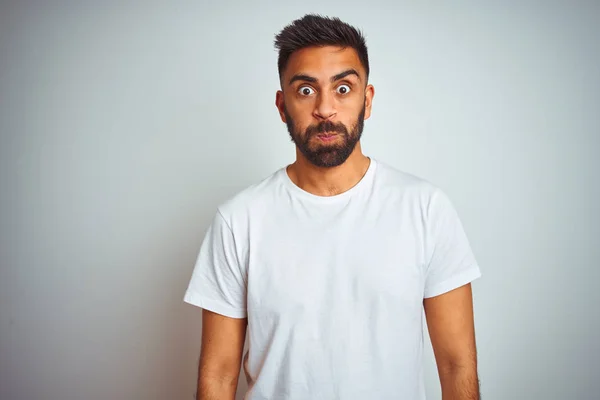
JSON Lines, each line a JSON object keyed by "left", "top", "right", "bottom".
{"left": 316, "top": 133, "right": 339, "bottom": 142}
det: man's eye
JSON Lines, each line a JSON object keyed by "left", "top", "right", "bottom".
{"left": 298, "top": 86, "right": 315, "bottom": 96}
{"left": 336, "top": 84, "right": 351, "bottom": 95}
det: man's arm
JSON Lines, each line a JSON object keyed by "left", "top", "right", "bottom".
{"left": 423, "top": 283, "right": 480, "bottom": 400}
{"left": 196, "top": 309, "right": 247, "bottom": 400}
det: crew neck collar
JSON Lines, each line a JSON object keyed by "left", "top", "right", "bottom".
{"left": 280, "top": 158, "right": 377, "bottom": 203}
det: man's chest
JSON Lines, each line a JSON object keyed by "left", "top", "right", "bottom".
{"left": 245, "top": 210, "right": 428, "bottom": 321}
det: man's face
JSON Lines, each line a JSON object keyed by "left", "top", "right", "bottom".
{"left": 276, "top": 46, "right": 374, "bottom": 168}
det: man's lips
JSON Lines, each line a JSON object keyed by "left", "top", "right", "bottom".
{"left": 315, "top": 133, "right": 339, "bottom": 142}
{"left": 315, "top": 131, "right": 340, "bottom": 137}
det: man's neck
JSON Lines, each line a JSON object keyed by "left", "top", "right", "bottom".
{"left": 286, "top": 145, "right": 371, "bottom": 197}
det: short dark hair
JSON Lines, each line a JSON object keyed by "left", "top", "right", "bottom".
{"left": 274, "top": 14, "right": 369, "bottom": 84}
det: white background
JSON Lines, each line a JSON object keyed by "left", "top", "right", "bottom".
{"left": 1, "top": 1, "right": 599, "bottom": 399}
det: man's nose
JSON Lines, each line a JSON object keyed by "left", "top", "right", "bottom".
{"left": 313, "top": 91, "right": 337, "bottom": 120}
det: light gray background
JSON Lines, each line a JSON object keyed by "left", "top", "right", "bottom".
{"left": 1, "top": 1, "right": 598, "bottom": 399}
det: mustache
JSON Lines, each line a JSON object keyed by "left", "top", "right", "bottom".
{"left": 305, "top": 120, "right": 348, "bottom": 137}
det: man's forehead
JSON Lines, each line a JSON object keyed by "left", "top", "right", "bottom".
{"left": 284, "top": 46, "right": 364, "bottom": 81}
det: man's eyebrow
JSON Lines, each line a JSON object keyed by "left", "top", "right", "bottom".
{"left": 288, "top": 74, "right": 317, "bottom": 85}
{"left": 331, "top": 69, "right": 360, "bottom": 82}
{"left": 288, "top": 69, "right": 361, "bottom": 86}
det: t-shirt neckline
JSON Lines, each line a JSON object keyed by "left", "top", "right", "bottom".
{"left": 280, "top": 157, "right": 377, "bottom": 203}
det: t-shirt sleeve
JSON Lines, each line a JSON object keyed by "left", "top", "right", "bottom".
{"left": 423, "top": 189, "right": 481, "bottom": 299}
{"left": 183, "top": 210, "right": 248, "bottom": 318}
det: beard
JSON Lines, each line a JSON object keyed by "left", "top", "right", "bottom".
{"left": 284, "top": 102, "right": 366, "bottom": 168}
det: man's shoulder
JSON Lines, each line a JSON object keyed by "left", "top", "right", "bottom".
{"left": 374, "top": 160, "right": 462, "bottom": 222}
{"left": 374, "top": 159, "right": 440, "bottom": 197}
{"left": 216, "top": 167, "right": 283, "bottom": 224}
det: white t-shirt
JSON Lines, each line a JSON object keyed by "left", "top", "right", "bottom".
{"left": 184, "top": 158, "right": 481, "bottom": 400}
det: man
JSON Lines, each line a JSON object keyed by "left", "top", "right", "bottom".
{"left": 184, "top": 14, "right": 481, "bottom": 400}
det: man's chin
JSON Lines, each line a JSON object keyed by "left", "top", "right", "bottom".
{"left": 302, "top": 148, "right": 351, "bottom": 168}
{"left": 307, "top": 156, "right": 348, "bottom": 168}
{"left": 305, "top": 145, "right": 344, "bottom": 158}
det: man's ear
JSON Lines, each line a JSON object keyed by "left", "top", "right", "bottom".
{"left": 364, "top": 84, "right": 375, "bottom": 120}
{"left": 275, "top": 90, "right": 287, "bottom": 123}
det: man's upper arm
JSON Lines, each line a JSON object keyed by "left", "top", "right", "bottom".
{"left": 423, "top": 283, "right": 477, "bottom": 373}
{"left": 199, "top": 309, "right": 247, "bottom": 382}
{"left": 184, "top": 210, "right": 248, "bottom": 319}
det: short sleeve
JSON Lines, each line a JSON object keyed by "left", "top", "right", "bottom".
{"left": 423, "top": 189, "right": 481, "bottom": 299}
{"left": 183, "top": 210, "right": 248, "bottom": 318}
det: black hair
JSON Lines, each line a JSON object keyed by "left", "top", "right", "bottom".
{"left": 274, "top": 14, "right": 369, "bottom": 83}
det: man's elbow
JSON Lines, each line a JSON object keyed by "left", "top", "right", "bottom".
{"left": 197, "top": 368, "right": 239, "bottom": 400}
{"left": 438, "top": 355, "right": 478, "bottom": 377}
{"left": 437, "top": 355, "right": 480, "bottom": 400}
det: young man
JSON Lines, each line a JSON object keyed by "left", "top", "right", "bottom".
{"left": 185, "top": 14, "right": 481, "bottom": 400}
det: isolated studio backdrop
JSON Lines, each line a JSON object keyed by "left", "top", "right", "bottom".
{"left": 0, "top": 1, "right": 598, "bottom": 400}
